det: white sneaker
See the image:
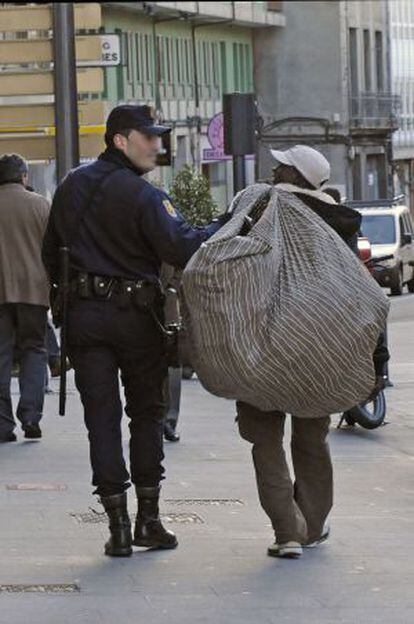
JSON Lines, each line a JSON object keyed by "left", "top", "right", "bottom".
{"left": 267, "top": 540, "right": 303, "bottom": 559}
{"left": 304, "top": 524, "right": 330, "bottom": 548}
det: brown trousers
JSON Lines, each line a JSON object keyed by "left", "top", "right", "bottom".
{"left": 237, "top": 402, "right": 333, "bottom": 544}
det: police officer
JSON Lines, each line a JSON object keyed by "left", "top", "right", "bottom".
{"left": 42, "top": 105, "right": 228, "bottom": 557}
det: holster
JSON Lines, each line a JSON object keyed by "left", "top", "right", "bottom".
{"left": 131, "top": 281, "right": 162, "bottom": 311}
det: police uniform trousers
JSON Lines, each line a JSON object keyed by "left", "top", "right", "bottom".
{"left": 67, "top": 298, "right": 167, "bottom": 497}
{"left": 237, "top": 402, "right": 333, "bottom": 544}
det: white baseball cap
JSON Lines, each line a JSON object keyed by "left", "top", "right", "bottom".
{"left": 270, "top": 145, "right": 330, "bottom": 189}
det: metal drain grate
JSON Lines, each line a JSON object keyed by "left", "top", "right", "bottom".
{"left": 70, "top": 509, "right": 204, "bottom": 524}
{"left": 70, "top": 509, "right": 107, "bottom": 524}
{"left": 6, "top": 483, "right": 67, "bottom": 491}
{"left": 164, "top": 498, "right": 244, "bottom": 507}
{"left": 162, "top": 512, "right": 203, "bottom": 524}
{"left": 0, "top": 584, "right": 79, "bottom": 593}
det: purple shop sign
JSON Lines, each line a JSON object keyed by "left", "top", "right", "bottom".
{"left": 208, "top": 112, "right": 224, "bottom": 149}
{"left": 203, "top": 112, "right": 254, "bottom": 162}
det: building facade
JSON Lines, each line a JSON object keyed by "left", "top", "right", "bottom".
{"left": 253, "top": 0, "right": 400, "bottom": 201}
{"left": 100, "top": 1, "right": 284, "bottom": 208}
{"left": 390, "top": 0, "right": 414, "bottom": 210}
{"left": 0, "top": 2, "right": 284, "bottom": 204}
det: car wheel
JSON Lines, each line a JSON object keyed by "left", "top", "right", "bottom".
{"left": 390, "top": 266, "right": 404, "bottom": 296}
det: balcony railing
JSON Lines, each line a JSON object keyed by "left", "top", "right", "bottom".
{"left": 350, "top": 92, "right": 401, "bottom": 131}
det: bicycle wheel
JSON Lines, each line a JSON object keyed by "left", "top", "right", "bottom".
{"left": 346, "top": 391, "right": 387, "bottom": 430}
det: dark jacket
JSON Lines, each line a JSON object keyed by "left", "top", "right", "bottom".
{"left": 42, "top": 148, "right": 223, "bottom": 284}
{"left": 294, "top": 191, "right": 361, "bottom": 249}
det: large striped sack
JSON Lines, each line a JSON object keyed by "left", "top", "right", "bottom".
{"left": 182, "top": 184, "right": 390, "bottom": 418}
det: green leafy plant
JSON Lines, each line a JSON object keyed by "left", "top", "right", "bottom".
{"left": 169, "top": 165, "right": 218, "bottom": 226}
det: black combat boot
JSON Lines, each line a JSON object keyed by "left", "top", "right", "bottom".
{"left": 23, "top": 423, "right": 42, "bottom": 439}
{"left": 133, "top": 486, "right": 178, "bottom": 549}
{"left": 100, "top": 492, "right": 133, "bottom": 557}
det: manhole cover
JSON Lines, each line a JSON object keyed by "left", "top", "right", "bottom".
{"left": 6, "top": 483, "right": 67, "bottom": 491}
{"left": 0, "top": 584, "right": 79, "bottom": 593}
{"left": 161, "top": 512, "right": 203, "bottom": 524}
{"left": 164, "top": 498, "right": 244, "bottom": 507}
{"left": 70, "top": 509, "right": 204, "bottom": 524}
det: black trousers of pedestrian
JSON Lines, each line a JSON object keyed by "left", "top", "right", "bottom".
{"left": 67, "top": 298, "right": 167, "bottom": 497}
{"left": 0, "top": 303, "right": 47, "bottom": 437}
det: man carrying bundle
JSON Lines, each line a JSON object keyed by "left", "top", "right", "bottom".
{"left": 236, "top": 146, "right": 389, "bottom": 559}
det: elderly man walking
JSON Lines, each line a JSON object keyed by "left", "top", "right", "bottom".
{"left": 0, "top": 154, "right": 50, "bottom": 442}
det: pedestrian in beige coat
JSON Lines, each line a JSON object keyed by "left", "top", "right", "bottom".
{"left": 0, "top": 154, "right": 50, "bottom": 442}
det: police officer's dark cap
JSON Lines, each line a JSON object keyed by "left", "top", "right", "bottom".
{"left": 106, "top": 105, "right": 171, "bottom": 139}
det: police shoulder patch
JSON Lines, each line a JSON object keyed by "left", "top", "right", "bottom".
{"left": 163, "top": 199, "right": 177, "bottom": 218}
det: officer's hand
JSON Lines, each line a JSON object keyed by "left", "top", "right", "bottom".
{"left": 366, "top": 375, "right": 386, "bottom": 403}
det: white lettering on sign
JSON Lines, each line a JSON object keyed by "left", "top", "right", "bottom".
{"left": 100, "top": 35, "right": 120, "bottom": 66}
{"left": 78, "top": 35, "right": 121, "bottom": 67}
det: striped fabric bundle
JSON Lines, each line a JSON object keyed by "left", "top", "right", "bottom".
{"left": 182, "top": 184, "right": 390, "bottom": 418}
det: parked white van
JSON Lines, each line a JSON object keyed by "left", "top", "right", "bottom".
{"left": 351, "top": 200, "right": 414, "bottom": 296}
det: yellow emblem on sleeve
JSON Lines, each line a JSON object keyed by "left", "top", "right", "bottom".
{"left": 163, "top": 199, "right": 177, "bottom": 218}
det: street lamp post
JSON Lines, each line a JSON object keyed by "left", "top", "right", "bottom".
{"left": 52, "top": 2, "right": 79, "bottom": 182}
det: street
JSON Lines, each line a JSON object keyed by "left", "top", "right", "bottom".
{"left": 0, "top": 294, "right": 413, "bottom": 624}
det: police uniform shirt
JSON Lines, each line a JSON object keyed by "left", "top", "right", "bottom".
{"left": 42, "top": 148, "right": 223, "bottom": 284}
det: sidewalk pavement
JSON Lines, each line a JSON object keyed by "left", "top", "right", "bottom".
{"left": 0, "top": 296, "right": 413, "bottom": 624}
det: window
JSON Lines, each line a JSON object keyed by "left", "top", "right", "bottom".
{"left": 144, "top": 34, "right": 152, "bottom": 83}
{"left": 196, "top": 40, "right": 220, "bottom": 98}
{"left": 402, "top": 214, "right": 411, "bottom": 236}
{"left": 233, "top": 43, "right": 252, "bottom": 92}
{"left": 135, "top": 33, "right": 142, "bottom": 83}
{"left": 363, "top": 29, "right": 372, "bottom": 91}
{"left": 126, "top": 32, "right": 134, "bottom": 84}
{"left": 375, "top": 31, "right": 384, "bottom": 92}
{"left": 352, "top": 153, "right": 362, "bottom": 199}
{"left": 157, "top": 36, "right": 164, "bottom": 83}
{"left": 211, "top": 44, "right": 219, "bottom": 88}
{"left": 361, "top": 215, "right": 396, "bottom": 245}
{"left": 166, "top": 37, "right": 173, "bottom": 85}
{"left": 203, "top": 42, "right": 209, "bottom": 86}
{"left": 233, "top": 43, "right": 240, "bottom": 90}
{"left": 176, "top": 39, "right": 182, "bottom": 84}
{"left": 115, "top": 28, "right": 125, "bottom": 100}
{"left": 267, "top": 1, "right": 283, "bottom": 10}
{"left": 220, "top": 42, "right": 228, "bottom": 92}
{"left": 184, "top": 39, "right": 192, "bottom": 83}
{"left": 349, "top": 28, "right": 359, "bottom": 95}
{"left": 366, "top": 153, "right": 386, "bottom": 199}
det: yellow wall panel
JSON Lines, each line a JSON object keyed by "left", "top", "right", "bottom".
{"left": 0, "top": 101, "right": 107, "bottom": 129}
{"left": 0, "top": 133, "right": 105, "bottom": 161}
{"left": 0, "top": 4, "right": 101, "bottom": 32}
{"left": 0, "top": 68, "right": 103, "bottom": 96}
{"left": 0, "top": 36, "right": 102, "bottom": 64}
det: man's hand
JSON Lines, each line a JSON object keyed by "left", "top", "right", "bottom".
{"left": 213, "top": 212, "right": 232, "bottom": 227}
{"left": 366, "top": 376, "right": 386, "bottom": 403}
